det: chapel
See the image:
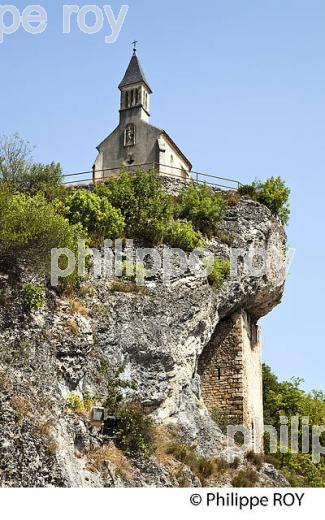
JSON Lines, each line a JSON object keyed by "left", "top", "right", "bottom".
{"left": 93, "top": 47, "right": 192, "bottom": 181}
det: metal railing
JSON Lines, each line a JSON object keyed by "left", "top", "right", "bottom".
{"left": 62, "top": 163, "right": 242, "bottom": 190}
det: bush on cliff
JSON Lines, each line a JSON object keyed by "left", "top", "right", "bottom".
{"left": 165, "top": 219, "right": 204, "bottom": 251}
{"left": 239, "top": 176, "right": 290, "bottom": 225}
{"left": 206, "top": 257, "right": 231, "bottom": 288}
{"left": 94, "top": 169, "right": 174, "bottom": 244}
{"left": 176, "top": 183, "right": 228, "bottom": 236}
{"left": 102, "top": 366, "right": 153, "bottom": 457}
{"left": 65, "top": 189, "right": 125, "bottom": 245}
{"left": 0, "top": 187, "right": 85, "bottom": 270}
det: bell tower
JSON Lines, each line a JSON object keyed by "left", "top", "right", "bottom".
{"left": 118, "top": 44, "right": 152, "bottom": 124}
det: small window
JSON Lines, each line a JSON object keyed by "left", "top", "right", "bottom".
{"left": 124, "top": 123, "right": 136, "bottom": 147}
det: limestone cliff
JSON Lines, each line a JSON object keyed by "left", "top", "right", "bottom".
{"left": 0, "top": 193, "right": 288, "bottom": 487}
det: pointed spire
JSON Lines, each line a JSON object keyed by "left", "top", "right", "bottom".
{"left": 119, "top": 53, "right": 152, "bottom": 93}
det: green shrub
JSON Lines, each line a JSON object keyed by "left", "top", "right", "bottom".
{"left": 231, "top": 469, "right": 259, "bottom": 487}
{"left": 95, "top": 169, "right": 173, "bottom": 244}
{"left": 253, "top": 177, "right": 290, "bottom": 225}
{"left": 206, "top": 257, "right": 230, "bottom": 288}
{"left": 103, "top": 366, "right": 136, "bottom": 414}
{"left": 115, "top": 405, "right": 154, "bottom": 457}
{"left": 0, "top": 190, "right": 86, "bottom": 271}
{"left": 65, "top": 189, "right": 125, "bottom": 245}
{"left": 82, "top": 390, "right": 95, "bottom": 412}
{"left": 0, "top": 339, "right": 32, "bottom": 366}
{"left": 239, "top": 177, "right": 290, "bottom": 225}
{"left": 15, "top": 162, "right": 64, "bottom": 195}
{"left": 238, "top": 184, "right": 258, "bottom": 199}
{"left": 67, "top": 391, "right": 95, "bottom": 414}
{"left": 22, "top": 282, "right": 45, "bottom": 311}
{"left": 177, "top": 184, "right": 228, "bottom": 236}
{"left": 101, "top": 367, "right": 152, "bottom": 457}
{"left": 165, "top": 219, "right": 204, "bottom": 251}
{"left": 67, "top": 393, "right": 85, "bottom": 413}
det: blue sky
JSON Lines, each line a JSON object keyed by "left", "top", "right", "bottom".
{"left": 1, "top": 0, "right": 324, "bottom": 391}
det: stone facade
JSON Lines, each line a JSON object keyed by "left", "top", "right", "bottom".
{"left": 198, "top": 310, "right": 264, "bottom": 452}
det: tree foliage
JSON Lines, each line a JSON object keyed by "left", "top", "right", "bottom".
{"left": 65, "top": 189, "right": 125, "bottom": 245}
{"left": 102, "top": 366, "right": 153, "bottom": 457}
{"left": 95, "top": 169, "right": 174, "bottom": 244}
{"left": 176, "top": 183, "right": 228, "bottom": 236}
{"left": 165, "top": 219, "right": 204, "bottom": 251}
{"left": 263, "top": 364, "right": 325, "bottom": 486}
{"left": 0, "top": 133, "right": 33, "bottom": 181}
{"left": 239, "top": 176, "right": 290, "bottom": 225}
{"left": 0, "top": 187, "right": 85, "bottom": 270}
{"left": 0, "top": 134, "right": 64, "bottom": 196}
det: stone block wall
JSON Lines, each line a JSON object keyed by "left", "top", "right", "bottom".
{"left": 198, "top": 310, "right": 264, "bottom": 451}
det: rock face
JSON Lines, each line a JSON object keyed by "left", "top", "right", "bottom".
{"left": 0, "top": 195, "right": 287, "bottom": 487}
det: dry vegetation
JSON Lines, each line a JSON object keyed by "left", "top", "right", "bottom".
{"left": 69, "top": 298, "right": 89, "bottom": 316}
{"left": 110, "top": 280, "right": 150, "bottom": 295}
{"left": 86, "top": 444, "right": 135, "bottom": 481}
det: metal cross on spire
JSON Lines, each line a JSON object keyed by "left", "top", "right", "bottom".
{"left": 132, "top": 40, "right": 138, "bottom": 54}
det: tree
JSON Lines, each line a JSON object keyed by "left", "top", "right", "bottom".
{"left": 0, "top": 133, "right": 33, "bottom": 181}
{"left": 263, "top": 364, "right": 325, "bottom": 487}
{"left": 17, "top": 162, "right": 64, "bottom": 195}
{"left": 0, "top": 134, "right": 64, "bottom": 196}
